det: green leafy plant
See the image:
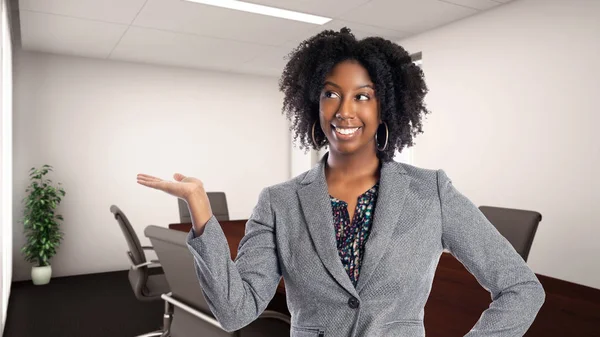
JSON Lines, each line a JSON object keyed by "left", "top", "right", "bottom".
{"left": 20, "top": 165, "right": 66, "bottom": 267}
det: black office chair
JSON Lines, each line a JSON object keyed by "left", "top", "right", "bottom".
{"left": 178, "top": 192, "right": 230, "bottom": 222}
{"left": 145, "top": 225, "right": 291, "bottom": 337}
{"left": 110, "top": 205, "right": 171, "bottom": 337}
{"left": 478, "top": 205, "right": 542, "bottom": 262}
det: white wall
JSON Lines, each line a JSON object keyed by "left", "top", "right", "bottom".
{"left": 290, "top": 132, "right": 317, "bottom": 178}
{"left": 400, "top": 0, "right": 599, "bottom": 289}
{"left": 12, "top": 51, "right": 290, "bottom": 280}
{"left": 0, "top": 0, "right": 13, "bottom": 332}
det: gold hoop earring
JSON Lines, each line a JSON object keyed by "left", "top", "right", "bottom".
{"left": 375, "top": 122, "right": 389, "bottom": 151}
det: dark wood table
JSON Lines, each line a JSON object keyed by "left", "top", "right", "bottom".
{"left": 170, "top": 221, "right": 600, "bottom": 336}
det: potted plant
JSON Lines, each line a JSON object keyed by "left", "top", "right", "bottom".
{"left": 20, "top": 165, "right": 66, "bottom": 285}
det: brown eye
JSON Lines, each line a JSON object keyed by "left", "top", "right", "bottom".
{"left": 323, "top": 91, "right": 340, "bottom": 99}
{"left": 356, "top": 93, "right": 370, "bottom": 101}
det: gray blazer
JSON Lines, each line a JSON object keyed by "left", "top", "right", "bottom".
{"left": 186, "top": 156, "right": 545, "bottom": 337}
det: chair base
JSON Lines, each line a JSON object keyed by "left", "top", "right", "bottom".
{"left": 137, "top": 299, "right": 174, "bottom": 337}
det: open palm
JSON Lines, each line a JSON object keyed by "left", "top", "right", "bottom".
{"left": 136, "top": 173, "right": 204, "bottom": 201}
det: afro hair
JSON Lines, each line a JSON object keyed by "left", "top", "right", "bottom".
{"left": 279, "top": 27, "right": 430, "bottom": 162}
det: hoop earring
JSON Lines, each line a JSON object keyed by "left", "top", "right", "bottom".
{"left": 311, "top": 121, "right": 320, "bottom": 149}
{"left": 375, "top": 122, "right": 389, "bottom": 151}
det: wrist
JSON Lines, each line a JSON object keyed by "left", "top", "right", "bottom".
{"left": 185, "top": 191, "right": 204, "bottom": 205}
{"left": 186, "top": 193, "right": 213, "bottom": 230}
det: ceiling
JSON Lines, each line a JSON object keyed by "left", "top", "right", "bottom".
{"left": 15, "top": 0, "right": 513, "bottom": 77}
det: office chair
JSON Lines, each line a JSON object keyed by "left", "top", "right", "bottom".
{"left": 145, "top": 225, "right": 291, "bottom": 337}
{"left": 478, "top": 205, "right": 542, "bottom": 262}
{"left": 110, "top": 205, "right": 171, "bottom": 337}
{"left": 178, "top": 192, "right": 230, "bottom": 222}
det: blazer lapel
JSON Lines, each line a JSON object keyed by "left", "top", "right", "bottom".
{"left": 297, "top": 159, "right": 359, "bottom": 297}
{"left": 355, "top": 161, "right": 413, "bottom": 293}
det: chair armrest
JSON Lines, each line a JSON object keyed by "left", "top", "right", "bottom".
{"left": 126, "top": 251, "right": 161, "bottom": 270}
{"left": 132, "top": 261, "right": 155, "bottom": 270}
{"left": 258, "top": 310, "right": 291, "bottom": 324}
{"left": 160, "top": 294, "right": 289, "bottom": 336}
{"left": 161, "top": 294, "right": 223, "bottom": 330}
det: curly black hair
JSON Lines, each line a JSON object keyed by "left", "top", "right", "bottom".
{"left": 279, "top": 27, "right": 430, "bottom": 162}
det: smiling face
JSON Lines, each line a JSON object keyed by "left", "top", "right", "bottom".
{"left": 319, "top": 60, "right": 380, "bottom": 156}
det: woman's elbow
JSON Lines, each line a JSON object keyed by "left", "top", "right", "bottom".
{"left": 531, "top": 281, "right": 546, "bottom": 311}
{"left": 216, "top": 317, "right": 245, "bottom": 333}
{"left": 215, "top": 312, "right": 256, "bottom": 333}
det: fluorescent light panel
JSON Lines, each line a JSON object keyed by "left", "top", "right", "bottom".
{"left": 184, "top": 0, "right": 331, "bottom": 25}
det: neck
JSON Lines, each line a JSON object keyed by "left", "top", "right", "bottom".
{"left": 325, "top": 146, "right": 381, "bottom": 181}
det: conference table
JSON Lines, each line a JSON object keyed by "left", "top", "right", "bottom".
{"left": 170, "top": 220, "right": 600, "bottom": 337}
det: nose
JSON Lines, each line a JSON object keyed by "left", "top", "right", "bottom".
{"left": 335, "top": 96, "right": 356, "bottom": 120}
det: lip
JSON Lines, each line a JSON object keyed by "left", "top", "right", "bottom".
{"left": 332, "top": 124, "right": 362, "bottom": 129}
{"left": 331, "top": 124, "right": 362, "bottom": 141}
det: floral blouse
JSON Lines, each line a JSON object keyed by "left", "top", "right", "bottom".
{"left": 330, "top": 182, "right": 379, "bottom": 288}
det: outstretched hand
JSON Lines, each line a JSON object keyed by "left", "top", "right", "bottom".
{"left": 137, "top": 172, "right": 214, "bottom": 229}
{"left": 136, "top": 173, "right": 204, "bottom": 202}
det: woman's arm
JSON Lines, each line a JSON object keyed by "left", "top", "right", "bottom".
{"left": 437, "top": 169, "right": 545, "bottom": 337}
{"left": 185, "top": 187, "right": 282, "bottom": 332}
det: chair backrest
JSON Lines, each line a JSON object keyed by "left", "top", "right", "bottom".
{"left": 145, "top": 225, "right": 291, "bottom": 336}
{"left": 178, "top": 192, "right": 229, "bottom": 223}
{"left": 478, "top": 206, "right": 542, "bottom": 262}
{"left": 145, "top": 225, "right": 234, "bottom": 337}
{"left": 110, "top": 205, "right": 146, "bottom": 265}
{"left": 177, "top": 198, "right": 191, "bottom": 223}
{"left": 110, "top": 205, "right": 148, "bottom": 300}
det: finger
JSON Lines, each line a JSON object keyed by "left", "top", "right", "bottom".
{"left": 137, "top": 175, "right": 163, "bottom": 184}
{"left": 137, "top": 178, "right": 170, "bottom": 192}
{"left": 137, "top": 175, "right": 162, "bottom": 184}
{"left": 173, "top": 173, "right": 186, "bottom": 182}
{"left": 137, "top": 179, "right": 160, "bottom": 188}
{"left": 137, "top": 173, "right": 162, "bottom": 181}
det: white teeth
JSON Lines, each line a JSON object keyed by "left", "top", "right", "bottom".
{"left": 336, "top": 127, "right": 359, "bottom": 135}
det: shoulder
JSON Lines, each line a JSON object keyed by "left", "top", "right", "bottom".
{"left": 393, "top": 160, "right": 440, "bottom": 183}
{"left": 392, "top": 162, "right": 457, "bottom": 199}
{"left": 260, "top": 170, "right": 310, "bottom": 198}
{"left": 381, "top": 160, "right": 452, "bottom": 199}
{"left": 396, "top": 161, "right": 438, "bottom": 177}
{"left": 259, "top": 161, "right": 446, "bottom": 200}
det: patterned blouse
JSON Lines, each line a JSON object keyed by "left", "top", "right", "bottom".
{"left": 330, "top": 182, "right": 379, "bottom": 288}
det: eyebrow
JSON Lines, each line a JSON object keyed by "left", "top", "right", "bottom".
{"left": 324, "top": 81, "right": 375, "bottom": 90}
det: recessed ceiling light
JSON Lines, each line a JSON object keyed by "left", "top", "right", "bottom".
{"left": 184, "top": 0, "right": 331, "bottom": 25}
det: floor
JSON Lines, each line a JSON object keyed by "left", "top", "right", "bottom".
{"left": 4, "top": 269, "right": 164, "bottom": 337}
{"left": 4, "top": 262, "right": 600, "bottom": 336}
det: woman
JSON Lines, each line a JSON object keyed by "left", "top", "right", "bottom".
{"left": 137, "top": 28, "right": 545, "bottom": 337}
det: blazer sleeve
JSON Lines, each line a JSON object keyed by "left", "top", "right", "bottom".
{"left": 185, "top": 187, "right": 281, "bottom": 332}
{"left": 437, "top": 169, "right": 546, "bottom": 337}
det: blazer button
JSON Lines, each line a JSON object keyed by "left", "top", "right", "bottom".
{"left": 348, "top": 296, "right": 359, "bottom": 309}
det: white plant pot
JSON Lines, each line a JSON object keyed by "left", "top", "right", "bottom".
{"left": 31, "top": 265, "right": 52, "bottom": 285}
